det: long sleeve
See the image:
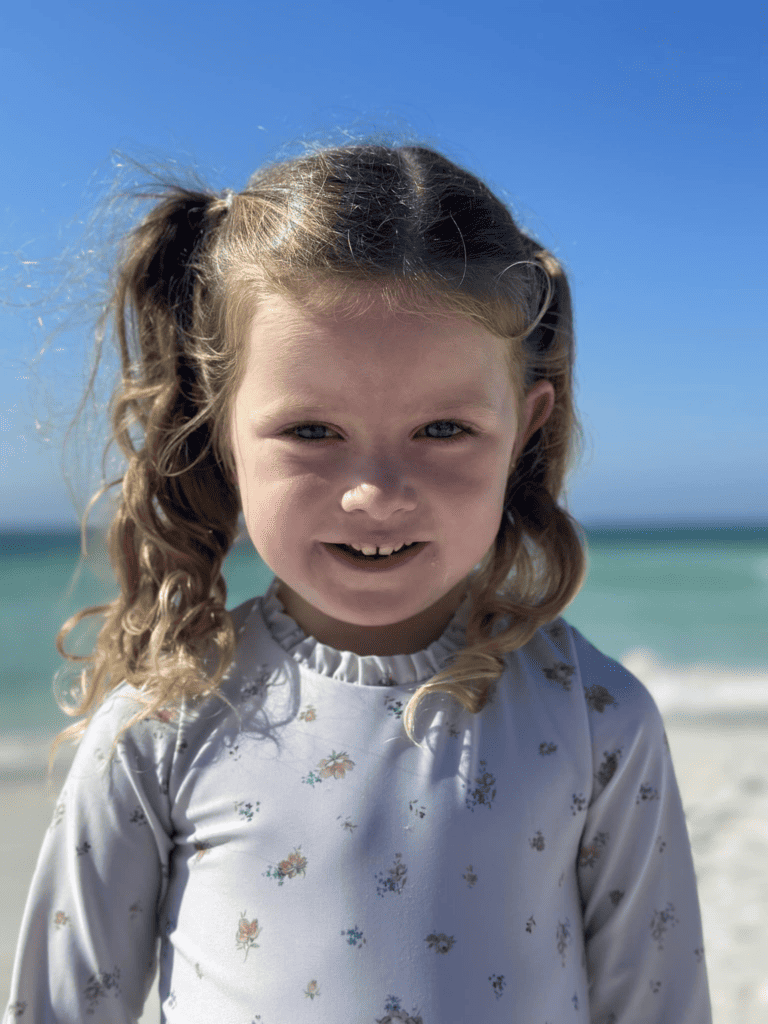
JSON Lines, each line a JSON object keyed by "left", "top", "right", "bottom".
{"left": 571, "top": 627, "right": 713, "bottom": 1024}
{"left": 5, "top": 687, "right": 176, "bottom": 1023}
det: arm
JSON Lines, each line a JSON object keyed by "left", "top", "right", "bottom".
{"left": 5, "top": 688, "right": 175, "bottom": 1023}
{"left": 571, "top": 629, "right": 713, "bottom": 1024}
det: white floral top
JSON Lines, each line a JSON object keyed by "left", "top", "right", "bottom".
{"left": 6, "top": 578, "right": 712, "bottom": 1023}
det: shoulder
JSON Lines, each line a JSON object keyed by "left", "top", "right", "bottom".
{"left": 556, "top": 619, "right": 668, "bottom": 748}
{"left": 65, "top": 681, "right": 182, "bottom": 785}
{"left": 64, "top": 598, "right": 267, "bottom": 784}
{"left": 514, "top": 617, "right": 667, "bottom": 745}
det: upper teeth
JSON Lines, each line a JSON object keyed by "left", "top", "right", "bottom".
{"left": 350, "top": 542, "right": 409, "bottom": 556}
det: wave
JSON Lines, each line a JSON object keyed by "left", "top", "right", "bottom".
{"left": 620, "top": 648, "right": 768, "bottom": 726}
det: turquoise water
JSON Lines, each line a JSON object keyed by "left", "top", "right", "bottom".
{"left": 1, "top": 524, "right": 766, "bottom": 735}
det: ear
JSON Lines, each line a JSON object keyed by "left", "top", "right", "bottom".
{"left": 514, "top": 380, "right": 555, "bottom": 460}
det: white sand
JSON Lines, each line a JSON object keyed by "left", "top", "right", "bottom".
{"left": 2, "top": 718, "right": 767, "bottom": 1023}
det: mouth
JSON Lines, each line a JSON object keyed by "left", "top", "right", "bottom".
{"left": 323, "top": 541, "right": 427, "bottom": 571}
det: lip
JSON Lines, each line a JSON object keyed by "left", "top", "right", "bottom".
{"left": 322, "top": 541, "right": 428, "bottom": 572}
{"left": 335, "top": 540, "right": 418, "bottom": 551}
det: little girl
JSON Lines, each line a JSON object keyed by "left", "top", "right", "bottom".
{"left": 6, "top": 141, "right": 712, "bottom": 1023}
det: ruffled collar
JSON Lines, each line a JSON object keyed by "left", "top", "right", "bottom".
{"left": 257, "top": 576, "right": 472, "bottom": 687}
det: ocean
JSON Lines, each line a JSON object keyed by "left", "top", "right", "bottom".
{"left": 1, "top": 524, "right": 767, "bottom": 765}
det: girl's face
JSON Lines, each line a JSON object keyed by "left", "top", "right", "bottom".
{"left": 230, "top": 291, "right": 554, "bottom": 656}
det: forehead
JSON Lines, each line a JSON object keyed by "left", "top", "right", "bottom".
{"left": 244, "top": 291, "right": 510, "bottom": 375}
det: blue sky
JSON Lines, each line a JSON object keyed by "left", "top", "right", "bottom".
{"left": 0, "top": 0, "right": 765, "bottom": 529}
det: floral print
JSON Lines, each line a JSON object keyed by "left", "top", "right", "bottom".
{"left": 375, "top": 852, "right": 408, "bottom": 896}
{"left": 556, "top": 917, "right": 573, "bottom": 966}
{"left": 488, "top": 973, "right": 506, "bottom": 999}
{"left": 263, "top": 846, "right": 308, "bottom": 884}
{"left": 529, "top": 829, "right": 546, "bottom": 851}
{"left": 384, "top": 695, "right": 405, "bottom": 718}
{"left": 585, "top": 683, "right": 616, "bottom": 713}
{"left": 318, "top": 750, "right": 355, "bottom": 778}
{"left": 298, "top": 703, "right": 317, "bottom": 722}
{"left": 341, "top": 925, "right": 366, "bottom": 947}
{"left": 637, "top": 782, "right": 661, "bottom": 804}
{"left": 303, "top": 979, "right": 320, "bottom": 1000}
{"left": 595, "top": 748, "right": 621, "bottom": 789}
{"left": 236, "top": 912, "right": 261, "bottom": 961}
{"left": 83, "top": 967, "right": 121, "bottom": 1015}
{"left": 3, "top": 602, "right": 712, "bottom": 1023}
{"left": 378, "top": 995, "right": 423, "bottom": 1022}
{"left": 650, "top": 902, "right": 680, "bottom": 949}
{"left": 543, "top": 661, "right": 574, "bottom": 689}
{"left": 234, "top": 799, "right": 259, "bottom": 820}
{"left": 302, "top": 749, "right": 355, "bottom": 785}
{"left": 579, "top": 830, "right": 609, "bottom": 868}
{"left": 425, "top": 932, "right": 455, "bottom": 953}
{"left": 465, "top": 758, "right": 496, "bottom": 811}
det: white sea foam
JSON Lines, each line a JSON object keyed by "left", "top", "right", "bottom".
{"left": 0, "top": 733, "right": 74, "bottom": 780}
{"left": 620, "top": 648, "right": 768, "bottom": 725}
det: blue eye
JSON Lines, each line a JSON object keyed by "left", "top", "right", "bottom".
{"left": 286, "top": 421, "right": 475, "bottom": 443}
{"left": 290, "top": 424, "right": 333, "bottom": 441}
{"left": 423, "top": 421, "right": 471, "bottom": 441}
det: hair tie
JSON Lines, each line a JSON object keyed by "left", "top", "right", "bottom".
{"left": 222, "top": 189, "right": 235, "bottom": 210}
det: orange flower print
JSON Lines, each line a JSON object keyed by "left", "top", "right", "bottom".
{"left": 304, "top": 979, "right": 320, "bottom": 999}
{"left": 279, "top": 848, "right": 307, "bottom": 879}
{"left": 318, "top": 750, "right": 355, "bottom": 779}
{"left": 53, "top": 910, "right": 70, "bottom": 930}
{"left": 264, "top": 845, "right": 308, "bottom": 885}
{"left": 235, "top": 911, "right": 261, "bottom": 961}
{"left": 298, "top": 704, "right": 317, "bottom": 722}
{"left": 303, "top": 749, "right": 355, "bottom": 786}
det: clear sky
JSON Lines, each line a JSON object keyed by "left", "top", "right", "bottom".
{"left": 0, "top": 0, "right": 765, "bottom": 529}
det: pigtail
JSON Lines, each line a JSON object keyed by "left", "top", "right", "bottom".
{"left": 49, "top": 189, "right": 242, "bottom": 780}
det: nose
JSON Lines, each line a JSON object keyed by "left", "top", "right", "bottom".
{"left": 341, "top": 476, "right": 417, "bottom": 519}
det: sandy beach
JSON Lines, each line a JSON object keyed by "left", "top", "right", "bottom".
{"left": 3, "top": 714, "right": 768, "bottom": 1023}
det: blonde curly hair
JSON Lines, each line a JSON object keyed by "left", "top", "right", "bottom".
{"left": 48, "top": 140, "right": 587, "bottom": 780}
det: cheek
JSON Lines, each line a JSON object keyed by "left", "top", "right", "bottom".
{"left": 244, "top": 475, "right": 316, "bottom": 534}
{"left": 444, "top": 451, "right": 510, "bottom": 505}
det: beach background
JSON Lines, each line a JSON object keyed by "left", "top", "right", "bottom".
{"left": 2, "top": 522, "right": 767, "bottom": 1022}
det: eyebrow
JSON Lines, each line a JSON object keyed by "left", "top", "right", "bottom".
{"left": 256, "top": 396, "right": 499, "bottom": 419}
